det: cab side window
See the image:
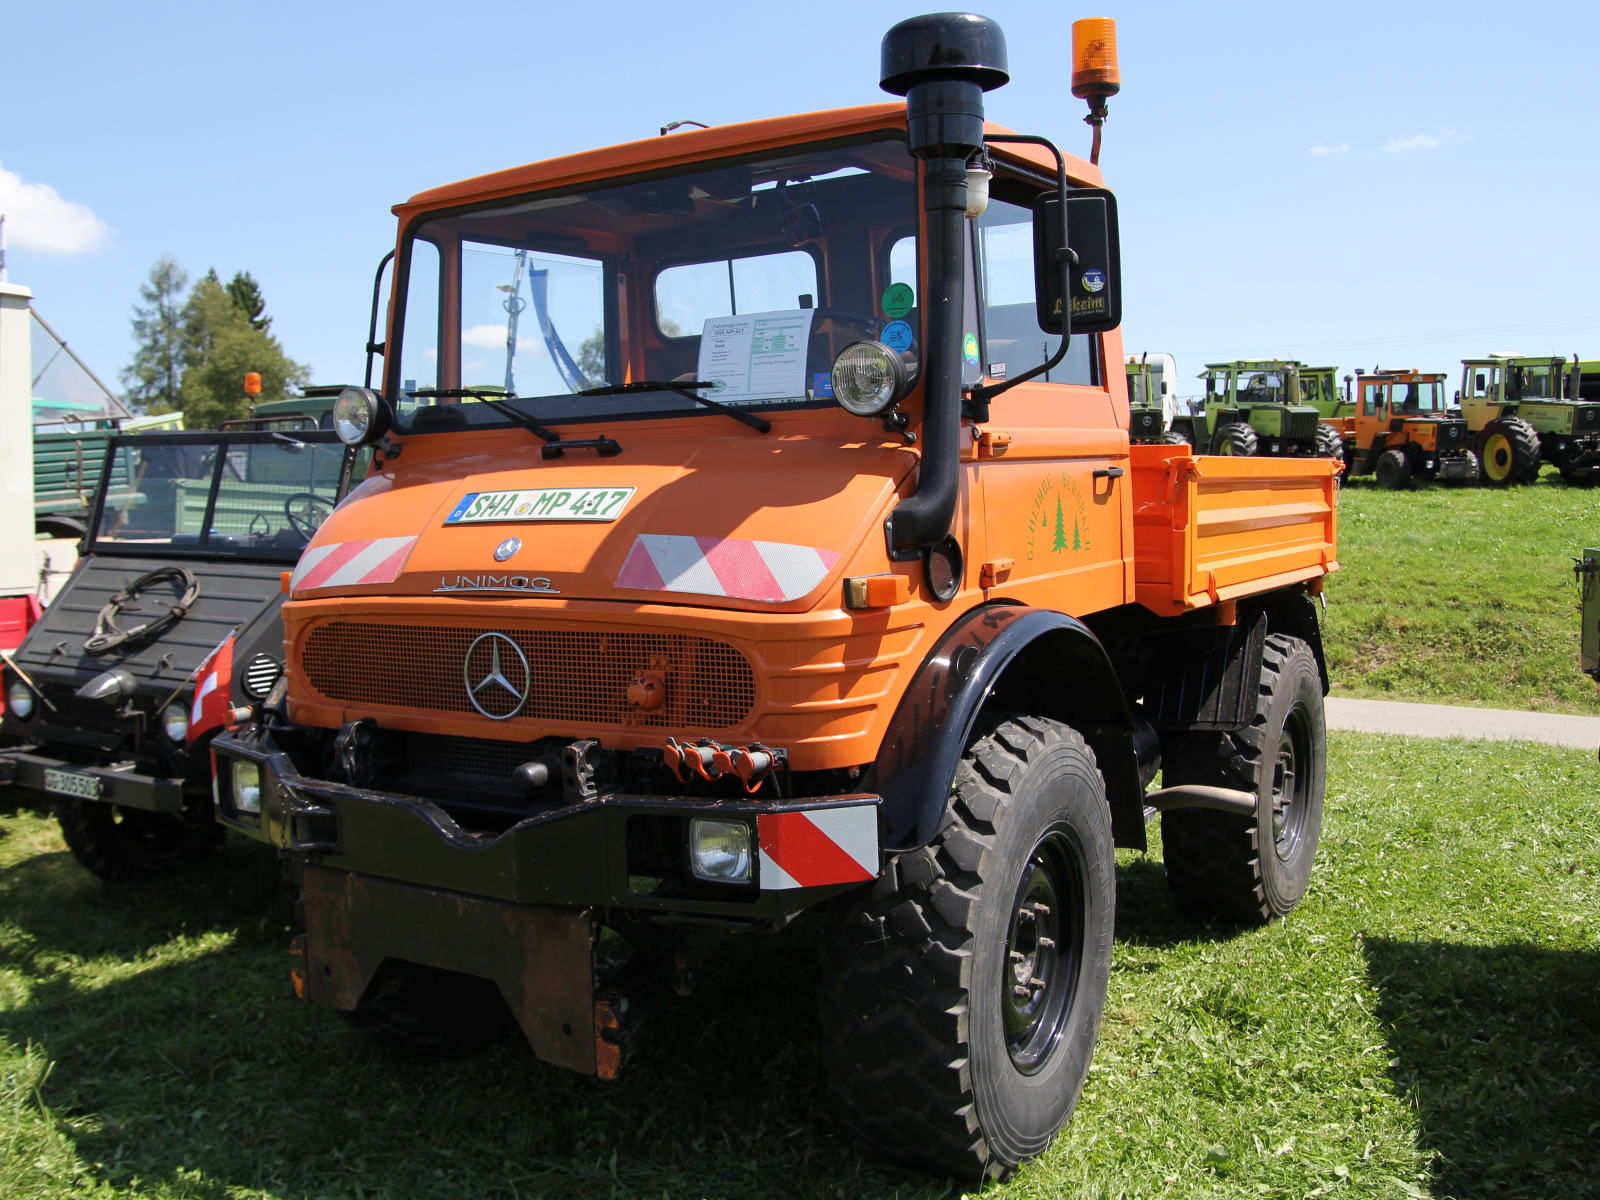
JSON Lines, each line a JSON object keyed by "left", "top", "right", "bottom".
{"left": 971, "top": 186, "right": 1098, "bottom": 386}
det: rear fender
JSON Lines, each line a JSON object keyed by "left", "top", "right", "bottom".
{"left": 872, "top": 605, "right": 1147, "bottom": 854}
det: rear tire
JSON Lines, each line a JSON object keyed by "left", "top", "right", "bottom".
{"left": 1477, "top": 417, "right": 1540, "bottom": 486}
{"left": 1215, "top": 422, "right": 1258, "bottom": 457}
{"left": 341, "top": 959, "right": 519, "bottom": 1060}
{"left": 820, "top": 716, "right": 1115, "bottom": 1180}
{"left": 55, "top": 795, "right": 223, "bottom": 882}
{"left": 1314, "top": 423, "right": 1344, "bottom": 461}
{"left": 1375, "top": 448, "right": 1413, "bottom": 490}
{"left": 1158, "top": 635, "right": 1326, "bottom": 923}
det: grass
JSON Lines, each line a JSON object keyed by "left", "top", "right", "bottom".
{"left": 1, "top": 729, "right": 1595, "bottom": 1199}
{"left": 1322, "top": 471, "right": 1600, "bottom": 713}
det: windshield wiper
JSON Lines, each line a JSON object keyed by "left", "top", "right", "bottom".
{"left": 407, "top": 387, "right": 620, "bottom": 460}
{"left": 579, "top": 381, "right": 771, "bottom": 434}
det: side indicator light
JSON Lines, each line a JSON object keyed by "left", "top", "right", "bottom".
{"left": 844, "top": 574, "right": 911, "bottom": 610}
{"left": 281, "top": 571, "right": 292, "bottom": 593}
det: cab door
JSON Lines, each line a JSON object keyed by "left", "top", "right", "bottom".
{"left": 967, "top": 188, "right": 1126, "bottom": 615}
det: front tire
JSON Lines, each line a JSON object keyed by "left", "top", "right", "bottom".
{"left": 1477, "top": 417, "right": 1540, "bottom": 486}
{"left": 821, "top": 717, "right": 1115, "bottom": 1180}
{"left": 1159, "top": 634, "right": 1326, "bottom": 923}
{"left": 55, "top": 794, "right": 223, "bottom": 882}
{"left": 1375, "top": 448, "right": 1413, "bottom": 490}
{"left": 1215, "top": 421, "right": 1259, "bottom": 457}
{"left": 1314, "top": 423, "right": 1344, "bottom": 461}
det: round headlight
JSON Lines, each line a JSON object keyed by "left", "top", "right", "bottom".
{"left": 831, "top": 341, "right": 908, "bottom": 418}
{"left": 6, "top": 679, "right": 34, "bottom": 720}
{"left": 333, "top": 387, "right": 390, "bottom": 446}
{"left": 162, "top": 706, "right": 189, "bottom": 743}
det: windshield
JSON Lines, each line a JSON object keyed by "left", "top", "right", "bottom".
{"left": 390, "top": 138, "right": 919, "bottom": 434}
{"left": 92, "top": 436, "right": 350, "bottom": 559}
{"left": 1388, "top": 379, "right": 1445, "bottom": 412}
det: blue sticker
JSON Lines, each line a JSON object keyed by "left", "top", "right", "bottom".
{"left": 881, "top": 320, "right": 914, "bottom": 353}
{"left": 1081, "top": 268, "right": 1107, "bottom": 293}
{"left": 813, "top": 371, "right": 835, "bottom": 398}
{"left": 445, "top": 493, "right": 480, "bottom": 524}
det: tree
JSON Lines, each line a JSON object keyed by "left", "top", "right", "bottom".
{"left": 226, "top": 270, "right": 270, "bottom": 331}
{"left": 121, "top": 255, "right": 189, "bottom": 412}
{"left": 1051, "top": 496, "right": 1068, "bottom": 552}
{"left": 177, "top": 270, "right": 309, "bottom": 428}
{"left": 577, "top": 326, "right": 605, "bottom": 385}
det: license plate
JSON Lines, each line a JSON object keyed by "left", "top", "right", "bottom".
{"left": 44, "top": 768, "right": 101, "bottom": 800}
{"left": 444, "top": 486, "right": 636, "bottom": 524}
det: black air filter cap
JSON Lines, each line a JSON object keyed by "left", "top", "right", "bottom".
{"left": 880, "top": 12, "right": 1010, "bottom": 96}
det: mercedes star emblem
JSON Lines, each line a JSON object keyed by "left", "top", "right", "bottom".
{"left": 463, "top": 631, "right": 530, "bottom": 720}
{"left": 494, "top": 536, "right": 521, "bottom": 562}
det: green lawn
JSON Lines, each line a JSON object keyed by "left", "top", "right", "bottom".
{"left": 1323, "top": 472, "right": 1600, "bottom": 713}
{"left": 2, "top": 730, "right": 1595, "bottom": 1199}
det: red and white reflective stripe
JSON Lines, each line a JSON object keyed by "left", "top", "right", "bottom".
{"left": 615, "top": 535, "right": 840, "bottom": 603}
{"left": 290, "top": 536, "right": 417, "bottom": 592}
{"left": 757, "top": 806, "right": 878, "bottom": 890}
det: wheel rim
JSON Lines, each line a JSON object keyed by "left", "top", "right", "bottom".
{"left": 1483, "top": 433, "right": 1513, "bottom": 481}
{"left": 1270, "top": 704, "right": 1313, "bottom": 863}
{"left": 1001, "top": 829, "right": 1085, "bottom": 1075}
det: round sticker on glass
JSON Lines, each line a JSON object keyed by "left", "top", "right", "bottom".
{"left": 963, "top": 333, "right": 980, "bottom": 366}
{"left": 1081, "top": 268, "right": 1107, "bottom": 293}
{"left": 881, "top": 281, "right": 915, "bottom": 319}
{"left": 881, "top": 321, "right": 914, "bottom": 353}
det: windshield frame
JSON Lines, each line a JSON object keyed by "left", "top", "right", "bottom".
{"left": 84, "top": 430, "right": 356, "bottom": 563}
{"left": 383, "top": 128, "right": 918, "bottom": 435}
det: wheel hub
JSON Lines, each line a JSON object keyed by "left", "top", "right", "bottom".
{"left": 1270, "top": 705, "right": 1312, "bottom": 862}
{"left": 1001, "top": 832, "right": 1084, "bottom": 1074}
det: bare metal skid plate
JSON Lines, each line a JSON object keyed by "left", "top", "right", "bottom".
{"left": 300, "top": 864, "right": 600, "bottom": 1074}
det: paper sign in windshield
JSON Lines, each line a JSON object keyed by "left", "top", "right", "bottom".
{"left": 445, "top": 487, "right": 636, "bottom": 524}
{"left": 697, "top": 309, "right": 816, "bottom": 404}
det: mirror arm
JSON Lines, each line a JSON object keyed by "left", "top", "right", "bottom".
{"left": 964, "top": 133, "right": 1075, "bottom": 417}
{"left": 363, "top": 250, "right": 396, "bottom": 390}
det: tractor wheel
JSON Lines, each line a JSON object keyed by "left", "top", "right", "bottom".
{"left": 820, "top": 716, "right": 1115, "bottom": 1180}
{"left": 1215, "top": 422, "right": 1258, "bottom": 457}
{"left": 1314, "top": 424, "right": 1344, "bottom": 461}
{"left": 55, "top": 794, "right": 224, "bottom": 882}
{"left": 341, "top": 959, "right": 520, "bottom": 1060}
{"left": 1477, "top": 417, "right": 1540, "bottom": 486}
{"left": 1158, "top": 635, "right": 1326, "bottom": 923}
{"left": 1161, "top": 429, "right": 1191, "bottom": 447}
{"left": 1375, "top": 449, "right": 1413, "bottom": 490}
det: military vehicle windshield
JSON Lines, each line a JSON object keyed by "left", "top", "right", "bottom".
{"left": 91, "top": 434, "right": 348, "bottom": 559}
{"left": 389, "top": 137, "right": 924, "bottom": 433}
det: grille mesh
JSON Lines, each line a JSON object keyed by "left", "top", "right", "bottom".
{"left": 1283, "top": 410, "right": 1319, "bottom": 441}
{"left": 300, "top": 621, "right": 756, "bottom": 729}
{"left": 407, "top": 732, "right": 541, "bottom": 779}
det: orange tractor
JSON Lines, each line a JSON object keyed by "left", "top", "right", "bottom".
{"left": 211, "top": 14, "right": 1339, "bottom": 1180}
{"left": 1337, "top": 368, "right": 1478, "bottom": 488}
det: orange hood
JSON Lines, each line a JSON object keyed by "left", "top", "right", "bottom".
{"left": 289, "top": 430, "right": 914, "bottom": 614}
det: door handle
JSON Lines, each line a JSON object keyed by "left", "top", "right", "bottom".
{"left": 1092, "top": 467, "right": 1125, "bottom": 481}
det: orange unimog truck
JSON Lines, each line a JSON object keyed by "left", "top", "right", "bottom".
{"left": 213, "top": 13, "right": 1339, "bottom": 1180}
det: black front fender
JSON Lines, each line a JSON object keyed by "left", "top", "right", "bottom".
{"left": 872, "top": 604, "right": 1146, "bottom": 854}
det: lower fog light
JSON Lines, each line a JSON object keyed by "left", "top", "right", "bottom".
{"left": 689, "top": 818, "right": 752, "bottom": 883}
{"left": 231, "top": 760, "right": 262, "bottom": 815}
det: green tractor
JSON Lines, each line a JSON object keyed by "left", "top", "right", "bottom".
{"left": 1174, "top": 360, "right": 1343, "bottom": 458}
{"left": 1124, "top": 352, "right": 1189, "bottom": 444}
{"left": 1458, "top": 355, "right": 1600, "bottom": 486}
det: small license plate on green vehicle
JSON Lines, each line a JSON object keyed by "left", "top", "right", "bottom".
{"left": 44, "top": 768, "right": 101, "bottom": 800}
{"left": 444, "top": 487, "right": 636, "bottom": 524}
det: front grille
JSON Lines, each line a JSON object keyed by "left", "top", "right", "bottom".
{"left": 300, "top": 621, "right": 757, "bottom": 730}
{"left": 242, "top": 654, "right": 282, "bottom": 699}
{"left": 406, "top": 731, "right": 548, "bottom": 779}
{"left": 1439, "top": 420, "right": 1467, "bottom": 449}
{"left": 1283, "top": 410, "right": 1319, "bottom": 442}
{"left": 1578, "top": 405, "right": 1600, "bottom": 432}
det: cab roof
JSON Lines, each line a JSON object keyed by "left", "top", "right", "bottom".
{"left": 393, "top": 103, "right": 1103, "bottom": 225}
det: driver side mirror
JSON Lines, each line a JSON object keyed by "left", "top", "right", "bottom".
{"left": 1033, "top": 187, "right": 1121, "bottom": 335}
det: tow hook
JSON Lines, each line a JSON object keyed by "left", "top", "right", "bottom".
{"left": 663, "top": 737, "right": 787, "bottom": 791}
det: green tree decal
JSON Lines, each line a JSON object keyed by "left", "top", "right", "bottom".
{"left": 1051, "top": 497, "right": 1068, "bottom": 552}
{"left": 1073, "top": 516, "right": 1082, "bottom": 551}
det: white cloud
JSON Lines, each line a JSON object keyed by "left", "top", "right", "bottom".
{"left": 1308, "top": 143, "right": 1349, "bottom": 155}
{"left": 462, "top": 323, "right": 542, "bottom": 352}
{"left": 1385, "top": 130, "right": 1457, "bottom": 153}
{"left": 0, "top": 163, "right": 110, "bottom": 254}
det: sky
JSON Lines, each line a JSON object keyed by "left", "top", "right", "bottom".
{"left": 4, "top": 0, "right": 1598, "bottom": 406}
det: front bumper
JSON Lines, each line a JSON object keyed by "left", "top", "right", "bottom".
{"left": 212, "top": 727, "right": 881, "bottom": 923}
{"left": 0, "top": 750, "right": 185, "bottom": 812}
{"left": 1436, "top": 453, "right": 1479, "bottom": 480}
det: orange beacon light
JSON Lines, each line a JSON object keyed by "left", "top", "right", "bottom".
{"left": 1070, "top": 17, "right": 1119, "bottom": 165}
{"left": 243, "top": 372, "right": 263, "bottom": 396}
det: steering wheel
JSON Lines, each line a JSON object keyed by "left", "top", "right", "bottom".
{"left": 811, "top": 306, "right": 892, "bottom": 334}
{"left": 284, "top": 493, "right": 335, "bottom": 541}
